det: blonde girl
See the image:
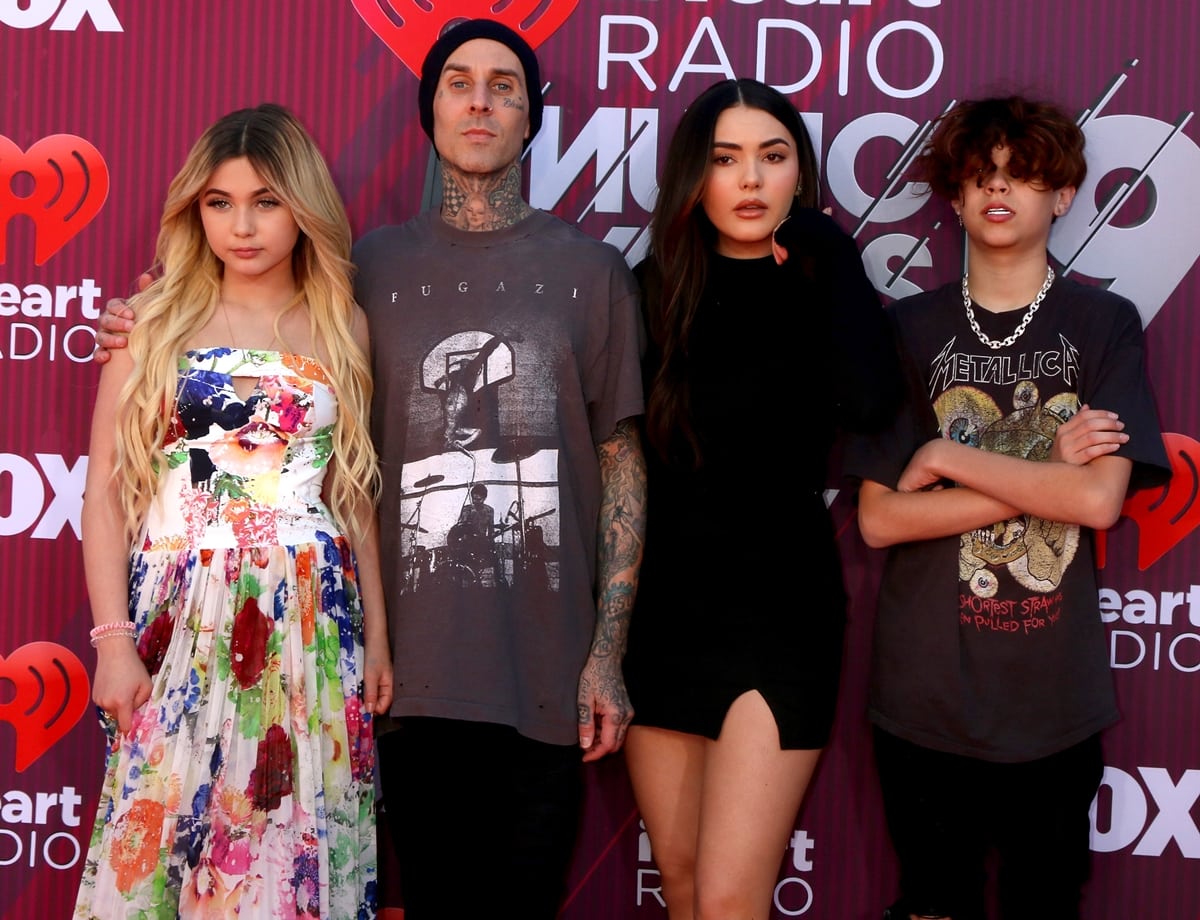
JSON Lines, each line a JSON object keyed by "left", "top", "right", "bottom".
{"left": 76, "top": 104, "right": 390, "bottom": 919}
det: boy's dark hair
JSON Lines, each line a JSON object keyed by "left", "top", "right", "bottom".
{"left": 914, "top": 96, "right": 1087, "bottom": 200}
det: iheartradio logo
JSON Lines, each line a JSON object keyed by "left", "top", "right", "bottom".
{"left": 0, "top": 134, "right": 109, "bottom": 266}
{"left": 0, "top": 642, "right": 90, "bottom": 771}
{"left": 1099, "top": 432, "right": 1200, "bottom": 571}
{"left": 351, "top": 0, "right": 579, "bottom": 75}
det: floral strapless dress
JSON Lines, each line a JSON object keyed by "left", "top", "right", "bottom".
{"left": 75, "top": 347, "right": 376, "bottom": 919}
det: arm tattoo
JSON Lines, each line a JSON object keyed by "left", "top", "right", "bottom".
{"left": 441, "top": 161, "right": 534, "bottom": 232}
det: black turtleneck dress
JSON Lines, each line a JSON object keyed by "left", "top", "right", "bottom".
{"left": 623, "top": 208, "right": 900, "bottom": 749}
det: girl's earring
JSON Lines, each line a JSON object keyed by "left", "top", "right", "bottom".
{"left": 956, "top": 211, "right": 964, "bottom": 227}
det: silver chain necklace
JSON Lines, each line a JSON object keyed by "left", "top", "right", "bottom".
{"left": 962, "top": 265, "right": 1055, "bottom": 350}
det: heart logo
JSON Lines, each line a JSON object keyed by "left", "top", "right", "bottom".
{"left": 351, "top": 0, "right": 579, "bottom": 76}
{"left": 1100, "top": 432, "right": 1200, "bottom": 571}
{"left": 0, "top": 134, "right": 110, "bottom": 265}
{"left": 0, "top": 642, "right": 90, "bottom": 772}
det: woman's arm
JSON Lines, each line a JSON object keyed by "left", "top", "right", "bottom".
{"left": 340, "top": 306, "right": 392, "bottom": 716}
{"left": 346, "top": 498, "right": 392, "bottom": 717}
{"left": 82, "top": 348, "right": 152, "bottom": 733}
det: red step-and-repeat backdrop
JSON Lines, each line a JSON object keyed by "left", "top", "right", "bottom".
{"left": 2, "top": 2, "right": 1198, "bottom": 917}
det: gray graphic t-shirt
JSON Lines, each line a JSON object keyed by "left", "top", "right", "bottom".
{"left": 354, "top": 210, "right": 643, "bottom": 745}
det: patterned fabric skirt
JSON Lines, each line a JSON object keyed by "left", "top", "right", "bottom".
{"left": 74, "top": 535, "right": 377, "bottom": 919}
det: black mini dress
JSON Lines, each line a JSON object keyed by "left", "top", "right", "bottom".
{"left": 623, "top": 209, "right": 900, "bottom": 749}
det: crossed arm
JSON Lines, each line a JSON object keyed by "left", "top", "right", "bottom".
{"left": 577, "top": 416, "right": 646, "bottom": 761}
{"left": 859, "top": 405, "right": 1133, "bottom": 549}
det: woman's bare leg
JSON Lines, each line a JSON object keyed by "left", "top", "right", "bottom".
{"left": 693, "top": 691, "right": 821, "bottom": 920}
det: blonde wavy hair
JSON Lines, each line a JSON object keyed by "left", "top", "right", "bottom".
{"left": 114, "top": 103, "right": 380, "bottom": 541}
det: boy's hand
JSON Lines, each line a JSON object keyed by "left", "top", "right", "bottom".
{"left": 92, "top": 272, "right": 152, "bottom": 364}
{"left": 897, "top": 439, "right": 951, "bottom": 493}
{"left": 1051, "top": 405, "right": 1127, "bottom": 465}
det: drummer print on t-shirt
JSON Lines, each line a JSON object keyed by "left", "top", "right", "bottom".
{"left": 393, "top": 328, "right": 561, "bottom": 596}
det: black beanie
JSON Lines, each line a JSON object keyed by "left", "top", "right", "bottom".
{"left": 418, "top": 19, "right": 544, "bottom": 151}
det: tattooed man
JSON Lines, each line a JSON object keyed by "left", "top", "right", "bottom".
{"left": 353, "top": 20, "right": 646, "bottom": 919}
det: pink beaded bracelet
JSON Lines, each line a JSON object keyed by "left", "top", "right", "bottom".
{"left": 89, "top": 622, "right": 136, "bottom": 647}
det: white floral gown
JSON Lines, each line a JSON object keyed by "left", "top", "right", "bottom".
{"left": 75, "top": 347, "right": 377, "bottom": 919}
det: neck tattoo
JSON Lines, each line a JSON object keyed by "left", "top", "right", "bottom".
{"left": 962, "top": 265, "right": 1055, "bottom": 350}
{"left": 440, "top": 163, "right": 533, "bottom": 232}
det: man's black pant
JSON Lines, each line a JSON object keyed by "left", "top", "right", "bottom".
{"left": 378, "top": 717, "right": 583, "bottom": 920}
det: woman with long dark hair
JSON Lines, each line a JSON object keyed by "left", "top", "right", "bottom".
{"left": 623, "top": 78, "right": 900, "bottom": 919}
